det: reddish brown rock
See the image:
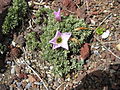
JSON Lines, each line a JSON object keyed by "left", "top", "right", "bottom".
{"left": 10, "top": 47, "right": 22, "bottom": 58}
{"left": 80, "top": 43, "right": 90, "bottom": 60}
{"left": 19, "top": 73, "right": 27, "bottom": 79}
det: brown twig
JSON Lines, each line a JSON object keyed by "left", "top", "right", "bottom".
{"left": 93, "top": 12, "right": 120, "bottom": 60}
{"left": 93, "top": 13, "right": 112, "bottom": 33}
{"left": 56, "top": 82, "right": 65, "bottom": 90}
{"left": 22, "top": 47, "right": 49, "bottom": 90}
{"left": 94, "top": 36, "right": 120, "bottom": 60}
{"left": 102, "top": 40, "right": 120, "bottom": 44}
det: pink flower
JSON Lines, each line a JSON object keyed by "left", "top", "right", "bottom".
{"left": 49, "top": 31, "right": 71, "bottom": 50}
{"left": 54, "top": 8, "right": 61, "bottom": 21}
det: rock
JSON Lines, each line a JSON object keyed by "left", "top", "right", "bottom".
{"left": 11, "top": 65, "right": 16, "bottom": 74}
{"left": 28, "top": 75, "right": 37, "bottom": 83}
{"left": 34, "top": 82, "right": 43, "bottom": 85}
{"left": 25, "top": 82, "right": 32, "bottom": 89}
{"left": 110, "top": 54, "right": 116, "bottom": 61}
{"left": 80, "top": 43, "right": 90, "bottom": 60}
{"left": 10, "top": 47, "right": 22, "bottom": 58}
{"left": 19, "top": 73, "right": 27, "bottom": 79}
{"left": 101, "top": 52, "right": 106, "bottom": 59}
{"left": 117, "top": 0, "right": 120, "bottom": 3}
{"left": 116, "top": 44, "right": 120, "bottom": 51}
{"left": 0, "top": 84, "right": 9, "bottom": 90}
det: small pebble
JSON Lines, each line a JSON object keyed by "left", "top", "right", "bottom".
{"left": 50, "top": 66, "right": 53, "bottom": 70}
{"left": 34, "top": 82, "right": 43, "bottom": 85}
{"left": 11, "top": 66, "right": 16, "bottom": 74}
{"left": 16, "top": 82, "right": 22, "bottom": 87}
{"left": 12, "top": 41, "right": 16, "bottom": 47}
{"left": 116, "top": 44, "right": 120, "bottom": 51}
{"left": 101, "top": 30, "right": 110, "bottom": 39}
{"left": 25, "top": 82, "right": 32, "bottom": 89}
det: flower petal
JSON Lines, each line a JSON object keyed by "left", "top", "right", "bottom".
{"left": 54, "top": 8, "right": 61, "bottom": 21}
{"left": 49, "top": 31, "right": 61, "bottom": 44}
{"left": 61, "top": 32, "right": 71, "bottom": 41}
{"left": 52, "top": 44, "right": 61, "bottom": 49}
{"left": 61, "top": 42, "right": 69, "bottom": 50}
{"left": 49, "top": 31, "right": 71, "bottom": 50}
{"left": 61, "top": 32, "right": 71, "bottom": 50}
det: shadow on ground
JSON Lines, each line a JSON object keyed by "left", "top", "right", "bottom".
{"left": 72, "top": 64, "right": 120, "bottom": 90}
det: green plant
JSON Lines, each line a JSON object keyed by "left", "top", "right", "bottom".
{"left": 2, "top": 0, "right": 27, "bottom": 34}
{"left": 0, "top": 43, "right": 6, "bottom": 54}
{"left": 96, "top": 27, "right": 105, "bottom": 35}
{"left": 35, "top": 8, "right": 53, "bottom": 24}
{"left": 25, "top": 32, "right": 40, "bottom": 51}
{"left": 36, "top": 8, "right": 92, "bottom": 76}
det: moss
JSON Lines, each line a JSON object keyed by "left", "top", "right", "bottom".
{"left": 25, "top": 32, "right": 40, "bottom": 51}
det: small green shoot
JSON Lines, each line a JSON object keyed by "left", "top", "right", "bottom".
{"left": 96, "top": 27, "right": 105, "bottom": 35}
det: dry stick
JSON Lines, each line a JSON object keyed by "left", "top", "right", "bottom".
{"left": 22, "top": 48, "right": 49, "bottom": 90}
{"left": 56, "top": 82, "right": 65, "bottom": 90}
{"left": 94, "top": 36, "right": 120, "bottom": 60}
{"left": 93, "top": 13, "right": 112, "bottom": 33}
{"left": 102, "top": 40, "right": 120, "bottom": 44}
{"left": 98, "top": 13, "right": 112, "bottom": 27}
{"left": 93, "top": 12, "right": 120, "bottom": 60}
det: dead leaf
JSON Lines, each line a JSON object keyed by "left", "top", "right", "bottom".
{"left": 80, "top": 43, "right": 90, "bottom": 60}
{"left": 70, "top": 38, "right": 79, "bottom": 43}
{"left": 74, "top": 27, "right": 89, "bottom": 31}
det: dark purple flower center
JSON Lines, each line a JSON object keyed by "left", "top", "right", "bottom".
{"left": 56, "top": 37, "right": 62, "bottom": 43}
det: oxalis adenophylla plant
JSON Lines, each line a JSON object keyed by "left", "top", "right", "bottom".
{"left": 2, "top": 0, "right": 27, "bottom": 34}
{"left": 35, "top": 8, "right": 92, "bottom": 76}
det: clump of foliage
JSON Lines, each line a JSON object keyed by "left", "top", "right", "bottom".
{"left": 96, "top": 27, "right": 105, "bottom": 35}
{"left": 35, "top": 8, "right": 92, "bottom": 76}
{"left": 2, "top": 0, "right": 27, "bottom": 34}
{"left": 35, "top": 8, "right": 51, "bottom": 24}
{"left": 25, "top": 32, "right": 40, "bottom": 51}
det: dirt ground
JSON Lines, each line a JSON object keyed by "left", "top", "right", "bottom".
{"left": 0, "top": 0, "right": 120, "bottom": 90}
